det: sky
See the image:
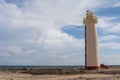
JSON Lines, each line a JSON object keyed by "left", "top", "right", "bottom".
{"left": 0, "top": 0, "right": 120, "bottom": 65}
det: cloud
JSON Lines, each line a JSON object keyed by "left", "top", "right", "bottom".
{"left": 99, "top": 35, "right": 119, "bottom": 42}
{"left": 0, "top": 0, "right": 111, "bottom": 29}
{"left": 7, "top": 45, "right": 22, "bottom": 54}
{"left": 113, "top": 1, "right": 120, "bottom": 7}
{"left": 0, "top": 0, "right": 120, "bottom": 65}
{"left": 99, "top": 42, "right": 120, "bottom": 49}
{"left": 108, "top": 23, "right": 120, "bottom": 32}
{"left": 98, "top": 17, "right": 117, "bottom": 28}
{"left": 98, "top": 17, "right": 120, "bottom": 33}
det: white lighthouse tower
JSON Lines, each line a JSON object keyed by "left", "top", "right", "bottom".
{"left": 83, "top": 10, "right": 100, "bottom": 70}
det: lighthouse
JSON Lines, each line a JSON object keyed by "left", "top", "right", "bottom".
{"left": 83, "top": 10, "right": 100, "bottom": 70}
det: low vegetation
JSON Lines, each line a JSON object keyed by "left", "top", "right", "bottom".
{"left": 0, "top": 66, "right": 120, "bottom": 75}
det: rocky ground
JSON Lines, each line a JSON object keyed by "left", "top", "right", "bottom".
{"left": 0, "top": 66, "right": 119, "bottom": 80}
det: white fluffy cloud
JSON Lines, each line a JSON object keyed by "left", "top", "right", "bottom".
{"left": 99, "top": 35, "right": 119, "bottom": 42}
{"left": 98, "top": 17, "right": 120, "bottom": 33}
